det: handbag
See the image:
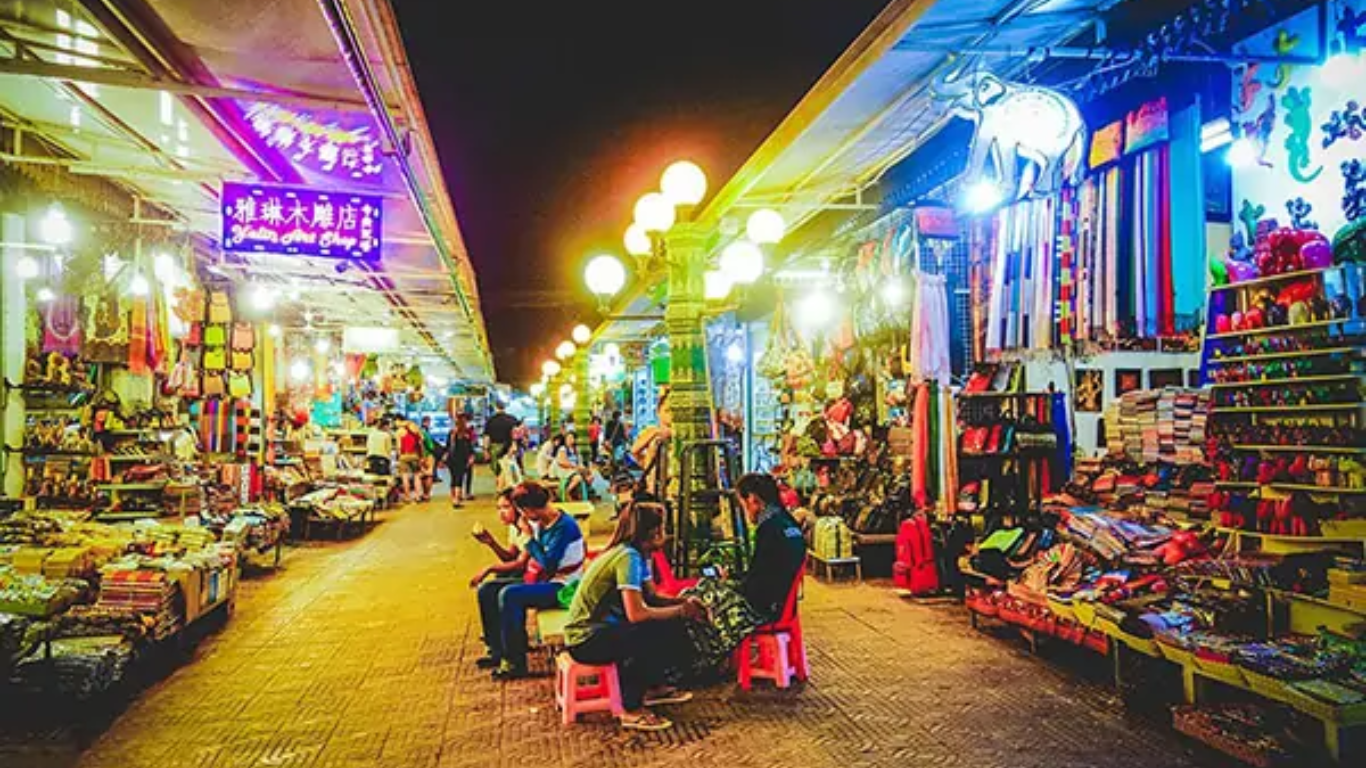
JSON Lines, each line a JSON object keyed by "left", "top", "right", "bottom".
{"left": 228, "top": 372, "right": 252, "bottom": 398}
{"left": 202, "top": 373, "right": 225, "bottom": 398}
{"left": 207, "top": 291, "right": 232, "bottom": 324}
{"left": 231, "top": 350, "right": 252, "bottom": 371}
{"left": 231, "top": 322, "right": 255, "bottom": 351}
{"left": 203, "top": 347, "right": 227, "bottom": 371}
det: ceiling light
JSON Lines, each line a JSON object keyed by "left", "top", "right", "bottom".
{"left": 251, "top": 284, "right": 276, "bottom": 311}
{"left": 963, "top": 180, "right": 1005, "bottom": 214}
{"left": 268, "top": 323, "right": 281, "bottom": 338}
{"left": 153, "top": 252, "right": 177, "bottom": 283}
{"left": 798, "top": 290, "right": 834, "bottom": 328}
{"left": 289, "top": 359, "right": 311, "bottom": 382}
{"left": 882, "top": 279, "right": 906, "bottom": 307}
{"left": 35, "top": 287, "right": 56, "bottom": 303}
{"left": 725, "top": 342, "right": 744, "bottom": 364}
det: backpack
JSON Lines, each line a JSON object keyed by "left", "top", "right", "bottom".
{"left": 893, "top": 513, "right": 939, "bottom": 595}
{"left": 812, "top": 516, "right": 852, "bottom": 560}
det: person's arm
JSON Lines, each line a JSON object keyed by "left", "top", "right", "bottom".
{"left": 478, "top": 534, "right": 517, "bottom": 563}
{"left": 739, "top": 520, "right": 775, "bottom": 600}
{"left": 524, "top": 519, "right": 577, "bottom": 573}
{"left": 618, "top": 552, "right": 699, "bottom": 622}
{"left": 488, "top": 549, "right": 529, "bottom": 575}
{"left": 642, "top": 579, "right": 686, "bottom": 607}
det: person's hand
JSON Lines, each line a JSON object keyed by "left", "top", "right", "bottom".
{"left": 469, "top": 568, "right": 488, "bottom": 588}
{"left": 516, "top": 517, "right": 533, "bottom": 536}
{"left": 472, "top": 529, "right": 495, "bottom": 545}
{"left": 680, "top": 597, "right": 706, "bottom": 621}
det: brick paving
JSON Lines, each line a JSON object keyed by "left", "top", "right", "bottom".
{"left": 3, "top": 486, "right": 1225, "bottom": 768}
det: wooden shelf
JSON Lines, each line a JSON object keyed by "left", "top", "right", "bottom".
{"left": 1266, "top": 588, "right": 1366, "bottom": 618}
{"left": 1215, "top": 481, "right": 1366, "bottom": 495}
{"left": 1207, "top": 347, "right": 1358, "bottom": 365}
{"left": 1206, "top": 318, "right": 1354, "bottom": 340}
{"left": 1213, "top": 403, "right": 1364, "bottom": 414}
{"left": 1210, "top": 265, "right": 1344, "bottom": 293}
{"left": 1231, "top": 445, "right": 1366, "bottom": 454}
{"left": 1210, "top": 373, "right": 1360, "bottom": 389}
{"left": 1215, "top": 526, "right": 1366, "bottom": 544}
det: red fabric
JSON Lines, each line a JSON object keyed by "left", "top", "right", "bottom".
{"left": 911, "top": 385, "right": 930, "bottom": 508}
{"left": 399, "top": 430, "right": 420, "bottom": 455}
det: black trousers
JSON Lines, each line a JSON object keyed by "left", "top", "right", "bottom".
{"left": 567, "top": 619, "right": 691, "bottom": 710}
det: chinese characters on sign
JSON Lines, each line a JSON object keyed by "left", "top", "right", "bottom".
{"left": 220, "top": 182, "right": 382, "bottom": 259}
{"left": 245, "top": 103, "right": 384, "bottom": 181}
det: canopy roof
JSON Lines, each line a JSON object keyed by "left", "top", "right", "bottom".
{"left": 0, "top": 0, "right": 493, "bottom": 383}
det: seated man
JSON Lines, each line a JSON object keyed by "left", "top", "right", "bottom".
{"left": 490, "top": 482, "right": 587, "bottom": 679}
{"left": 470, "top": 488, "right": 531, "bottom": 669}
{"left": 682, "top": 472, "right": 807, "bottom": 674}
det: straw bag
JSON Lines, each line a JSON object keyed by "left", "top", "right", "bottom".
{"left": 231, "top": 350, "right": 252, "bottom": 371}
{"left": 202, "top": 373, "right": 225, "bottom": 398}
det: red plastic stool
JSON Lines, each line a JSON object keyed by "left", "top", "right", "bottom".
{"left": 735, "top": 622, "right": 809, "bottom": 690}
{"left": 554, "top": 652, "right": 624, "bottom": 725}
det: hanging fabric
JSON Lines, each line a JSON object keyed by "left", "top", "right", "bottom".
{"left": 42, "top": 296, "right": 82, "bottom": 356}
{"left": 127, "top": 297, "right": 150, "bottom": 374}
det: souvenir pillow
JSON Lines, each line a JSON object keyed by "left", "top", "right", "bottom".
{"left": 228, "top": 372, "right": 252, "bottom": 399}
{"left": 202, "top": 373, "right": 225, "bottom": 398}
{"left": 207, "top": 291, "right": 232, "bottom": 324}
{"left": 204, "top": 324, "right": 226, "bottom": 347}
{"left": 231, "top": 350, "right": 252, "bottom": 371}
{"left": 203, "top": 347, "right": 227, "bottom": 371}
{"left": 231, "top": 322, "right": 254, "bottom": 351}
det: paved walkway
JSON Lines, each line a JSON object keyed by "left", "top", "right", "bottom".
{"left": 9, "top": 489, "right": 1222, "bottom": 768}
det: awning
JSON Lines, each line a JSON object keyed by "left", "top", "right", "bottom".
{"left": 0, "top": 0, "right": 493, "bottom": 383}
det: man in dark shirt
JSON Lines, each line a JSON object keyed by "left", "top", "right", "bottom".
{"left": 483, "top": 402, "right": 520, "bottom": 486}
{"left": 736, "top": 473, "right": 806, "bottom": 621}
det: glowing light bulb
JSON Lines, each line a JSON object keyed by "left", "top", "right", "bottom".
{"left": 35, "top": 287, "right": 56, "bottom": 303}
{"left": 128, "top": 272, "right": 150, "bottom": 297}
{"left": 882, "top": 279, "right": 906, "bottom": 307}
{"left": 633, "top": 192, "right": 676, "bottom": 233}
{"left": 660, "top": 161, "right": 707, "bottom": 206}
{"left": 704, "top": 270, "right": 733, "bottom": 300}
{"left": 542, "top": 360, "right": 562, "bottom": 377}
{"left": 315, "top": 337, "right": 331, "bottom": 354}
{"left": 719, "top": 240, "right": 764, "bottom": 284}
{"left": 251, "top": 284, "right": 276, "bottom": 311}
{"left": 624, "top": 224, "right": 652, "bottom": 257}
{"left": 799, "top": 290, "right": 834, "bottom": 328}
{"left": 40, "top": 205, "right": 72, "bottom": 246}
{"left": 556, "top": 340, "right": 577, "bottom": 360}
{"left": 745, "top": 209, "right": 785, "bottom": 244}
{"left": 289, "top": 359, "right": 311, "bottom": 382}
{"left": 963, "top": 180, "right": 1004, "bottom": 214}
{"left": 268, "top": 323, "right": 282, "bottom": 338}
{"left": 726, "top": 342, "right": 744, "bottom": 364}
{"left": 585, "top": 254, "right": 626, "bottom": 297}
{"left": 572, "top": 324, "right": 592, "bottom": 345}
{"left": 153, "top": 252, "right": 177, "bottom": 284}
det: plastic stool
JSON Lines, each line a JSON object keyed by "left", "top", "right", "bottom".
{"left": 735, "top": 625, "right": 809, "bottom": 690}
{"left": 554, "top": 652, "right": 624, "bottom": 724}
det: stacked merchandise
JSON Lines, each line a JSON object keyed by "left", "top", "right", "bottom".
{"left": 1108, "top": 389, "right": 1210, "bottom": 465}
{"left": 93, "top": 567, "right": 180, "bottom": 640}
{"left": 214, "top": 505, "right": 290, "bottom": 560}
{"left": 10, "top": 635, "right": 136, "bottom": 699}
{"left": 293, "top": 487, "right": 374, "bottom": 523}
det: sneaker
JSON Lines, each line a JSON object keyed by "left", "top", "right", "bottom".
{"left": 474, "top": 655, "right": 500, "bottom": 669}
{"left": 491, "top": 661, "right": 528, "bottom": 680}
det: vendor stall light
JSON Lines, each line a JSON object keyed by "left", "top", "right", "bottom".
{"left": 1226, "top": 137, "right": 1257, "bottom": 168}
{"left": 725, "top": 342, "right": 744, "bottom": 364}
{"left": 1199, "top": 118, "right": 1233, "bottom": 154}
{"left": 745, "top": 209, "right": 785, "bottom": 244}
{"left": 798, "top": 290, "right": 834, "bottom": 329}
{"left": 153, "top": 252, "right": 177, "bottom": 284}
{"left": 633, "top": 192, "right": 676, "bottom": 233}
{"left": 719, "top": 240, "right": 764, "bottom": 284}
{"left": 159, "top": 91, "right": 173, "bottom": 125}
{"left": 882, "top": 279, "right": 906, "bottom": 307}
{"left": 704, "top": 270, "right": 733, "bottom": 300}
{"left": 315, "top": 337, "right": 332, "bottom": 354}
{"left": 13, "top": 255, "right": 39, "bottom": 280}
{"left": 268, "top": 323, "right": 282, "bottom": 338}
{"left": 585, "top": 254, "right": 627, "bottom": 298}
{"left": 289, "top": 359, "right": 311, "bottom": 382}
{"left": 556, "top": 340, "right": 577, "bottom": 360}
{"left": 251, "top": 284, "right": 277, "bottom": 311}
{"left": 660, "top": 161, "right": 707, "bottom": 206}
{"left": 39, "top": 205, "right": 72, "bottom": 246}
{"left": 35, "top": 287, "right": 55, "bottom": 303}
{"left": 624, "top": 224, "right": 652, "bottom": 257}
{"left": 963, "top": 180, "right": 1004, "bottom": 214}
{"left": 128, "top": 272, "right": 150, "bottom": 297}
{"left": 572, "top": 324, "right": 592, "bottom": 345}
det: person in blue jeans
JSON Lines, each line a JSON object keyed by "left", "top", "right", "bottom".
{"left": 470, "top": 488, "right": 530, "bottom": 669}
{"left": 490, "top": 482, "right": 586, "bottom": 680}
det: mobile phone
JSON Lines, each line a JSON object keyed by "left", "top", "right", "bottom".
{"left": 701, "top": 566, "right": 719, "bottom": 578}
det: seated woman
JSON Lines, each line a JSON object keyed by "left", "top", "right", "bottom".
{"left": 553, "top": 432, "right": 590, "bottom": 501}
{"left": 564, "top": 502, "right": 705, "bottom": 732}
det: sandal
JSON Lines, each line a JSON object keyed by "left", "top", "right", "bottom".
{"left": 619, "top": 711, "right": 672, "bottom": 732}
{"left": 643, "top": 688, "right": 693, "bottom": 706}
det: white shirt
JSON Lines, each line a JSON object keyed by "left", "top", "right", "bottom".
{"left": 366, "top": 428, "right": 393, "bottom": 458}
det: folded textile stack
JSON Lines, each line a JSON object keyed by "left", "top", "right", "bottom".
{"left": 11, "top": 635, "right": 134, "bottom": 699}
{"left": 94, "top": 569, "right": 180, "bottom": 638}
{"left": 1110, "top": 389, "right": 1209, "bottom": 465}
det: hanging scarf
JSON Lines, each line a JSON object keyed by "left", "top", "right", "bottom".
{"left": 126, "top": 297, "right": 150, "bottom": 374}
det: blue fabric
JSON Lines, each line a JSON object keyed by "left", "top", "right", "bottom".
{"left": 477, "top": 577, "right": 521, "bottom": 660}
{"left": 1052, "top": 392, "right": 1073, "bottom": 484}
{"left": 524, "top": 512, "right": 584, "bottom": 580}
{"left": 497, "top": 582, "right": 563, "bottom": 665}
{"left": 1169, "top": 103, "right": 1206, "bottom": 330}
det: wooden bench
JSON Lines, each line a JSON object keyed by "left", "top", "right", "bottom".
{"left": 807, "top": 549, "right": 862, "bottom": 581}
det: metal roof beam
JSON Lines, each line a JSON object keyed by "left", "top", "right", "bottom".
{"left": 0, "top": 55, "right": 374, "bottom": 112}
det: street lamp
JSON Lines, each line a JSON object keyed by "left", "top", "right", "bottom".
{"left": 745, "top": 208, "right": 785, "bottom": 244}
{"left": 660, "top": 160, "right": 707, "bottom": 206}
{"left": 584, "top": 254, "right": 627, "bottom": 301}
{"left": 704, "top": 270, "right": 733, "bottom": 300}
{"left": 572, "top": 324, "right": 592, "bottom": 345}
{"left": 719, "top": 240, "right": 764, "bottom": 285}
{"left": 633, "top": 192, "right": 676, "bottom": 233}
{"left": 542, "top": 359, "right": 561, "bottom": 377}
{"left": 555, "top": 340, "right": 577, "bottom": 360}
{"left": 623, "top": 224, "right": 651, "bottom": 257}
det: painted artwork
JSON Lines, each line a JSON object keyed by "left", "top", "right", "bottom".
{"left": 1149, "top": 368, "right": 1184, "bottom": 389}
{"left": 1074, "top": 368, "right": 1103, "bottom": 413}
{"left": 1232, "top": 0, "right": 1366, "bottom": 238}
{"left": 1089, "top": 120, "right": 1124, "bottom": 169}
{"left": 220, "top": 182, "right": 382, "bottom": 259}
{"left": 1124, "top": 97, "right": 1171, "bottom": 154}
{"left": 1115, "top": 368, "right": 1143, "bottom": 396}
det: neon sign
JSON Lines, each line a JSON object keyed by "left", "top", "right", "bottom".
{"left": 220, "top": 181, "right": 382, "bottom": 259}
{"left": 245, "top": 103, "right": 384, "bottom": 180}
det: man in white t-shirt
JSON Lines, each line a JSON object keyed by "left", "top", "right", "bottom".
{"left": 365, "top": 418, "right": 395, "bottom": 475}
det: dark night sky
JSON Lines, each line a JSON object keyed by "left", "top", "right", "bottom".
{"left": 392, "top": 0, "right": 889, "bottom": 386}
